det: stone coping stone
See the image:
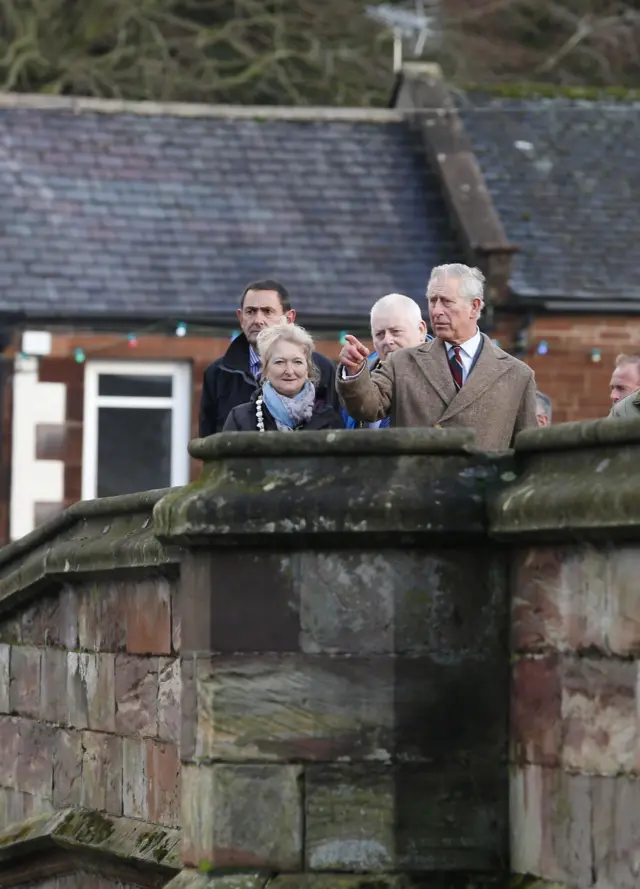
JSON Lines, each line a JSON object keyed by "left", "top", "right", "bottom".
{"left": 0, "top": 807, "right": 180, "bottom": 871}
{"left": 188, "top": 428, "right": 479, "bottom": 461}
{"left": 514, "top": 416, "right": 640, "bottom": 453}
{"left": 165, "top": 874, "right": 500, "bottom": 889}
{"left": 157, "top": 433, "right": 514, "bottom": 546}
{"left": 490, "top": 427, "right": 640, "bottom": 540}
{"left": 0, "top": 489, "right": 183, "bottom": 617}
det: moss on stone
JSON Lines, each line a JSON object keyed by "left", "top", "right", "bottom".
{"left": 510, "top": 876, "right": 571, "bottom": 889}
{"left": 164, "top": 870, "right": 269, "bottom": 889}
{"left": 57, "top": 810, "right": 114, "bottom": 845}
{"left": 460, "top": 81, "right": 640, "bottom": 102}
{"left": 0, "top": 823, "right": 37, "bottom": 846}
{"left": 136, "top": 828, "right": 173, "bottom": 862}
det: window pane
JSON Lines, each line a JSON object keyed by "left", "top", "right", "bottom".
{"left": 98, "top": 374, "right": 173, "bottom": 398}
{"left": 97, "top": 407, "right": 172, "bottom": 497}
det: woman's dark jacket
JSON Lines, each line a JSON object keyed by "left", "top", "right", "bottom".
{"left": 199, "top": 332, "right": 338, "bottom": 436}
{"left": 223, "top": 390, "right": 344, "bottom": 432}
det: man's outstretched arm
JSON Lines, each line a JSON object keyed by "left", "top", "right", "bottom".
{"left": 336, "top": 334, "right": 394, "bottom": 423}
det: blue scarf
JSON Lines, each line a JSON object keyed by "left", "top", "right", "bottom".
{"left": 262, "top": 380, "right": 315, "bottom": 430}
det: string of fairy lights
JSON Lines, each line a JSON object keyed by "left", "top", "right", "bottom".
{"left": 12, "top": 322, "right": 612, "bottom": 366}
{"left": 68, "top": 321, "right": 190, "bottom": 363}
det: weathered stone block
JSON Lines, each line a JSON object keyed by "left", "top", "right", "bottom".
{"left": 305, "top": 765, "right": 394, "bottom": 871}
{"left": 0, "top": 716, "right": 20, "bottom": 785}
{"left": 9, "top": 647, "right": 41, "bottom": 717}
{"left": 592, "top": 773, "right": 640, "bottom": 889}
{"left": 181, "top": 551, "right": 300, "bottom": 653}
{"left": 158, "top": 657, "right": 180, "bottom": 743}
{"left": 123, "top": 736, "right": 148, "bottom": 820}
{"left": 608, "top": 549, "right": 640, "bottom": 656}
{"left": 182, "top": 763, "right": 302, "bottom": 871}
{"left": 270, "top": 878, "right": 433, "bottom": 888}
{"left": 194, "top": 655, "right": 393, "bottom": 763}
{"left": 81, "top": 731, "right": 123, "bottom": 816}
{"left": 194, "top": 654, "right": 506, "bottom": 764}
{"left": 0, "top": 787, "right": 27, "bottom": 827}
{"left": 0, "top": 615, "right": 22, "bottom": 646}
{"left": 512, "top": 546, "right": 640, "bottom": 659}
{"left": 181, "top": 656, "right": 196, "bottom": 761}
{"left": 171, "top": 582, "right": 181, "bottom": 653}
{"left": 511, "top": 546, "right": 608, "bottom": 655}
{"left": 78, "top": 581, "right": 126, "bottom": 651}
{"left": 53, "top": 729, "right": 82, "bottom": 807}
{"left": 561, "top": 658, "right": 636, "bottom": 773}
{"left": 0, "top": 809, "right": 181, "bottom": 881}
{"left": 511, "top": 655, "right": 561, "bottom": 766}
{"left": 0, "top": 644, "right": 9, "bottom": 713}
{"left": 164, "top": 873, "right": 268, "bottom": 889}
{"left": 20, "top": 585, "right": 78, "bottom": 649}
{"left": 125, "top": 577, "right": 172, "bottom": 655}
{"left": 41, "top": 648, "right": 67, "bottom": 724}
{"left": 510, "top": 764, "right": 592, "bottom": 886}
{"left": 67, "top": 652, "right": 116, "bottom": 732}
{"left": 0, "top": 787, "right": 51, "bottom": 826}
{"left": 16, "top": 721, "right": 54, "bottom": 798}
{"left": 115, "top": 654, "right": 158, "bottom": 737}
{"left": 146, "top": 739, "right": 180, "bottom": 826}
{"left": 305, "top": 764, "right": 505, "bottom": 872}
{"left": 298, "top": 549, "right": 506, "bottom": 657}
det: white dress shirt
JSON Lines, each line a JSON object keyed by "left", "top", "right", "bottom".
{"left": 446, "top": 329, "right": 482, "bottom": 384}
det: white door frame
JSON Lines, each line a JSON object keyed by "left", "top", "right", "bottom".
{"left": 81, "top": 359, "right": 191, "bottom": 500}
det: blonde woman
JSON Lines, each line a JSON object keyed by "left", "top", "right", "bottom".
{"left": 223, "top": 323, "right": 344, "bottom": 432}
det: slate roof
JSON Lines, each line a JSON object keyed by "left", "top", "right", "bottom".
{"left": 0, "top": 99, "right": 462, "bottom": 327}
{"left": 457, "top": 91, "right": 640, "bottom": 312}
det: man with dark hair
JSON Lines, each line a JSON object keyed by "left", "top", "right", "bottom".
{"left": 199, "top": 279, "right": 338, "bottom": 436}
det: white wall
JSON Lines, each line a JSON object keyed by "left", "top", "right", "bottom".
{"left": 10, "top": 356, "right": 66, "bottom": 541}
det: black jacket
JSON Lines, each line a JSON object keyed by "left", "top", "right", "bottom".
{"left": 199, "top": 333, "right": 339, "bottom": 437}
{"left": 223, "top": 390, "right": 345, "bottom": 432}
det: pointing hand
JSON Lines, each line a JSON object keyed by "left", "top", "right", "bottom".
{"left": 339, "top": 334, "right": 369, "bottom": 372}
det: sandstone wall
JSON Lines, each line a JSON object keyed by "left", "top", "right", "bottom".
{"left": 156, "top": 429, "right": 513, "bottom": 888}
{"left": 1, "top": 420, "right": 639, "bottom": 889}
{"left": 0, "top": 492, "right": 182, "bottom": 886}
{"left": 491, "top": 417, "right": 640, "bottom": 889}
{"left": 0, "top": 576, "right": 180, "bottom": 827}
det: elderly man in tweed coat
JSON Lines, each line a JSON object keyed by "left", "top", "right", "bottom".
{"left": 337, "top": 264, "right": 537, "bottom": 451}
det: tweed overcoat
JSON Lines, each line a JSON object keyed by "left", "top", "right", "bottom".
{"left": 337, "top": 334, "right": 537, "bottom": 450}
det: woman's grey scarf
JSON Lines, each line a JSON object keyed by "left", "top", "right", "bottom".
{"left": 261, "top": 380, "right": 316, "bottom": 432}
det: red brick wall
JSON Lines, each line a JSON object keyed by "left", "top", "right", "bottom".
{"left": 0, "top": 577, "right": 180, "bottom": 826}
{"left": 494, "top": 314, "right": 640, "bottom": 422}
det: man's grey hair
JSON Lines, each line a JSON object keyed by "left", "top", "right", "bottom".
{"left": 370, "top": 293, "right": 424, "bottom": 330}
{"left": 427, "top": 264, "right": 486, "bottom": 314}
{"left": 535, "top": 391, "right": 552, "bottom": 422}
{"left": 615, "top": 353, "right": 640, "bottom": 372}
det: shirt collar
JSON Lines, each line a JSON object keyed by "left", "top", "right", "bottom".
{"left": 447, "top": 328, "right": 481, "bottom": 358}
{"left": 249, "top": 344, "right": 260, "bottom": 366}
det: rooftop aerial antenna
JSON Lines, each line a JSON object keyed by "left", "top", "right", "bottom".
{"left": 365, "top": 1, "right": 438, "bottom": 72}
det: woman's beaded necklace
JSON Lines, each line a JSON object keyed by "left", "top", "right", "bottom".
{"left": 256, "top": 394, "right": 266, "bottom": 432}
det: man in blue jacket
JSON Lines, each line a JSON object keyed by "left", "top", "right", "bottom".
{"left": 343, "top": 293, "right": 430, "bottom": 429}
